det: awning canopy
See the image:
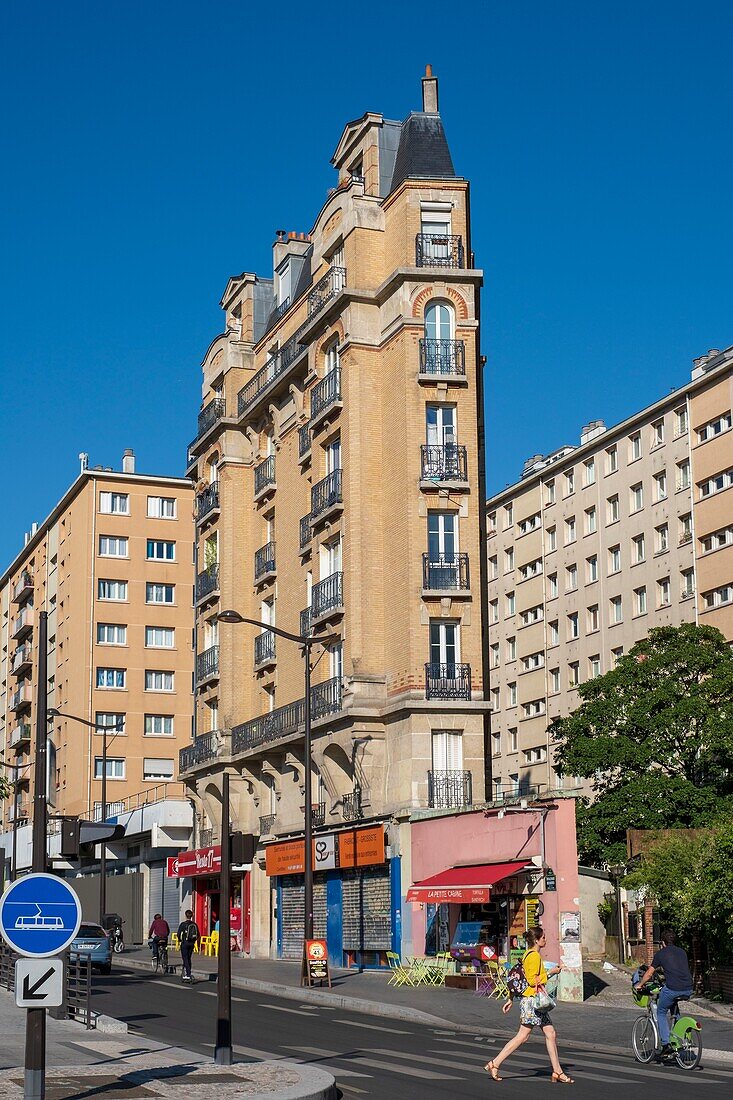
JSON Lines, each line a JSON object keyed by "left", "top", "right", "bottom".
{"left": 406, "top": 860, "right": 530, "bottom": 904}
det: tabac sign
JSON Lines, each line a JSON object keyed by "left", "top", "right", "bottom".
{"left": 166, "top": 845, "right": 221, "bottom": 878}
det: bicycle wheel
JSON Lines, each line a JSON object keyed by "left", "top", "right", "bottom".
{"left": 675, "top": 1029, "right": 702, "bottom": 1071}
{"left": 150, "top": 954, "right": 158, "bottom": 973}
{"left": 160, "top": 949, "right": 169, "bottom": 974}
{"left": 632, "top": 1015, "right": 658, "bottom": 1063}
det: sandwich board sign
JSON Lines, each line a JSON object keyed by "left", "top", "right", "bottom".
{"left": 0, "top": 874, "right": 82, "bottom": 958}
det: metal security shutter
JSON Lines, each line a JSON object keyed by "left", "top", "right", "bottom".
{"left": 162, "top": 869, "right": 179, "bottom": 924}
{"left": 280, "top": 875, "right": 327, "bottom": 959}
{"left": 342, "top": 867, "right": 391, "bottom": 951}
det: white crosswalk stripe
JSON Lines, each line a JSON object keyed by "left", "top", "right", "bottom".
{"left": 283, "top": 1043, "right": 458, "bottom": 1081}
{"left": 336, "top": 1019, "right": 410, "bottom": 1034}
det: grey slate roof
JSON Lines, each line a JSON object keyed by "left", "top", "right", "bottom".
{"left": 389, "top": 112, "right": 457, "bottom": 193}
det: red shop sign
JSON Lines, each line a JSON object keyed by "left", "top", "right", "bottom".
{"left": 167, "top": 845, "right": 221, "bottom": 878}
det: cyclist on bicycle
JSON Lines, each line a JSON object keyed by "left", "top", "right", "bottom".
{"left": 148, "top": 913, "right": 170, "bottom": 965}
{"left": 635, "top": 928, "right": 693, "bottom": 1056}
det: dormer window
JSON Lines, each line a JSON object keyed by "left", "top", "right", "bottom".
{"left": 276, "top": 260, "right": 291, "bottom": 307}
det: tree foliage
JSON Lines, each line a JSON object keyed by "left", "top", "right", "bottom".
{"left": 550, "top": 624, "right": 733, "bottom": 865}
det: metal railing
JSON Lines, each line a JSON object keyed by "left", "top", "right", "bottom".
{"left": 259, "top": 814, "right": 276, "bottom": 835}
{"left": 10, "top": 723, "right": 31, "bottom": 746}
{"left": 300, "top": 514, "right": 312, "bottom": 550}
{"left": 196, "top": 645, "right": 219, "bottom": 682}
{"left": 312, "top": 571, "right": 343, "bottom": 619}
{"left": 490, "top": 782, "right": 543, "bottom": 805}
{"left": 415, "top": 233, "right": 464, "bottom": 268}
{"left": 10, "top": 685, "right": 31, "bottom": 710}
{"left": 196, "top": 564, "right": 220, "bottom": 601}
{"left": 420, "top": 444, "right": 468, "bottom": 482}
{"left": 67, "top": 953, "right": 93, "bottom": 1028}
{"left": 12, "top": 645, "right": 32, "bottom": 673}
{"left": 428, "top": 769, "right": 473, "bottom": 809}
{"left": 311, "top": 368, "right": 341, "bottom": 420}
{"left": 307, "top": 266, "right": 346, "bottom": 317}
{"left": 254, "top": 541, "right": 276, "bottom": 582}
{"left": 254, "top": 455, "right": 276, "bottom": 497}
{"left": 342, "top": 788, "right": 363, "bottom": 821}
{"left": 199, "top": 826, "right": 215, "bottom": 847}
{"left": 12, "top": 607, "right": 34, "bottom": 637}
{"left": 273, "top": 296, "right": 290, "bottom": 320}
{"left": 90, "top": 782, "right": 187, "bottom": 820}
{"left": 422, "top": 553, "right": 470, "bottom": 591}
{"left": 0, "top": 942, "right": 16, "bottom": 991}
{"left": 231, "top": 676, "right": 342, "bottom": 753}
{"left": 300, "top": 606, "right": 312, "bottom": 637}
{"left": 298, "top": 424, "right": 311, "bottom": 458}
{"left": 419, "top": 338, "right": 466, "bottom": 376}
{"left": 238, "top": 351, "right": 281, "bottom": 417}
{"left": 179, "top": 730, "right": 222, "bottom": 773}
{"left": 312, "top": 802, "right": 326, "bottom": 827}
{"left": 311, "top": 469, "right": 343, "bottom": 520}
{"left": 13, "top": 572, "right": 33, "bottom": 602}
{"left": 254, "top": 630, "right": 276, "bottom": 666}
{"left": 197, "top": 398, "right": 226, "bottom": 439}
{"left": 425, "top": 662, "right": 472, "bottom": 701}
{"left": 197, "top": 481, "right": 219, "bottom": 522}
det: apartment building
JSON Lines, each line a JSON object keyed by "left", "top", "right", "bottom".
{"left": 0, "top": 452, "right": 194, "bottom": 925}
{"left": 486, "top": 345, "right": 733, "bottom": 798}
{"left": 180, "top": 68, "right": 490, "bottom": 963}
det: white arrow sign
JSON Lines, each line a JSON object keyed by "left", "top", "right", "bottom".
{"left": 15, "top": 957, "right": 64, "bottom": 1008}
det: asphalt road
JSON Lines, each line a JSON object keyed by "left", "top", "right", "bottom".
{"left": 93, "top": 966, "right": 731, "bottom": 1099}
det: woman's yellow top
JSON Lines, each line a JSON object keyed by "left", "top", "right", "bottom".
{"left": 522, "top": 948, "right": 548, "bottom": 996}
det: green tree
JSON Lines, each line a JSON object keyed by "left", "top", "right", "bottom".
{"left": 550, "top": 624, "right": 733, "bottom": 865}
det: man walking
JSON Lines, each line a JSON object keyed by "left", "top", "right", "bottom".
{"left": 177, "top": 909, "right": 200, "bottom": 983}
{"left": 635, "top": 928, "right": 694, "bottom": 1056}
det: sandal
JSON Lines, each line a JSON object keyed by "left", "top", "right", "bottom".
{"left": 551, "top": 1071, "right": 574, "bottom": 1084}
{"left": 485, "top": 1061, "right": 503, "bottom": 1081}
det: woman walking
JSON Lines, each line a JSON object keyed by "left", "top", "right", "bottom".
{"left": 485, "top": 926, "right": 574, "bottom": 1084}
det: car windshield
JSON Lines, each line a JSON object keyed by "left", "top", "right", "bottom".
{"left": 76, "top": 924, "right": 105, "bottom": 938}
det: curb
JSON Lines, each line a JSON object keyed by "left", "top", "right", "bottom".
{"left": 255, "top": 1062, "right": 336, "bottom": 1100}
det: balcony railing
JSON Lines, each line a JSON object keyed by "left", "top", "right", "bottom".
{"left": 312, "top": 802, "right": 326, "bottom": 828}
{"left": 196, "top": 564, "right": 220, "bottom": 602}
{"left": 254, "top": 630, "right": 276, "bottom": 667}
{"left": 422, "top": 553, "right": 470, "bottom": 592}
{"left": 425, "top": 662, "right": 472, "bottom": 701}
{"left": 13, "top": 572, "right": 33, "bottom": 603}
{"left": 421, "top": 444, "right": 468, "bottom": 483}
{"left": 199, "top": 827, "right": 215, "bottom": 848}
{"left": 254, "top": 455, "right": 276, "bottom": 498}
{"left": 10, "top": 685, "right": 31, "bottom": 711}
{"left": 197, "top": 481, "right": 219, "bottom": 522}
{"left": 312, "top": 571, "right": 343, "bottom": 620}
{"left": 307, "top": 265, "right": 346, "bottom": 317}
{"left": 12, "top": 645, "right": 32, "bottom": 674}
{"left": 179, "top": 730, "right": 222, "bottom": 774}
{"left": 428, "top": 769, "right": 473, "bottom": 809}
{"left": 273, "top": 296, "right": 290, "bottom": 320}
{"left": 254, "top": 541, "right": 276, "bottom": 583}
{"left": 238, "top": 351, "right": 283, "bottom": 417}
{"left": 196, "top": 645, "right": 219, "bottom": 682}
{"left": 311, "top": 368, "right": 341, "bottom": 422}
{"left": 298, "top": 424, "right": 311, "bottom": 459}
{"left": 12, "top": 607, "right": 35, "bottom": 639}
{"left": 490, "top": 782, "right": 543, "bottom": 806}
{"left": 419, "top": 338, "right": 466, "bottom": 376}
{"left": 194, "top": 399, "right": 226, "bottom": 446}
{"left": 231, "top": 676, "right": 342, "bottom": 753}
{"left": 259, "top": 813, "right": 276, "bottom": 835}
{"left": 679, "top": 530, "right": 693, "bottom": 545}
{"left": 300, "top": 606, "right": 312, "bottom": 637}
{"left": 342, "top": 788, "right": 363, "bottom": 821}
{"left": 415, "top": 233, "right": 464, "bottom": 268}
{"left": 311, "top": 469, "right": 343, "bottom": 521}
{"left": 300, "top": 514, "right": 312, "bottom": 551}
{"left": 11, "top": 723, "right": 32, "bottom": 747}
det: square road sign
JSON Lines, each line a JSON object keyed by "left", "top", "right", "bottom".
{"left": 15, "top": 958, "right": 64, "bottom": 1008}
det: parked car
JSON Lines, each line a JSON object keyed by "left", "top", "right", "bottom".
{"left": 69, "top": 921, "right": 112, "bottom": 974}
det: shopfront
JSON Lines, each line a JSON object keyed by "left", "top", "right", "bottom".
{"left": 166, "top": 843, "right": 250, "bottom": 953}
{"left": 265, "top": 823, "right": 400, "bottom": 969}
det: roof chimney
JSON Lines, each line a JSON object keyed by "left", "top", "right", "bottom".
{"left": 122, "top": 449, "right": 135, "bottom": 474}
{"left": 79, "top": 452, "right": 89, "bottom": 473}
{"left": 422, "top": 64, "right": 438, "bottom": 113}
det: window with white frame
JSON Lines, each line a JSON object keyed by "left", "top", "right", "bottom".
{"left": 548, "top": 572, "right": 558, "bottom": 598}
{"left": 587, "top": 604, "right": 599, "bottom": 632}
{"left": 96, "top": 667, "right": 125, "bottom": 689}
{"left": 610, "top": 595, "right": 623, "bottom": 623}
{"left": 94, "top": 757, "right": 125, "bottom": 779}
{"left": 521, "top": 652, "right": 544, "bottom": 671}
{"left": 99, "top": 492, "right": 129, "bottom": 515}
{"left": 634, "top": 586, "right": 647, "bottom": 615}
{"left": 99, "top": 536, "right": 128, "bottom": 557}
{"left": 587, "top": 555, "right": 598, "bottom": 583}
{"left": 545, "top": 480, "right": 556, "bottom": 505}
{"left": 523, "top": 746, "right": 547, "bottom": 764}
{"left": 276, "top": 258, "right": 291, "bottom": 306}
{"left": 145, "top": 715, "right": 174, "bottom": 736}
{"left": 547, "top": 526, "right": 557, "bottom": 552}
{"left": 655, "top": 523, "right": 669, "bottom": 553}
{"left": 508, "top": 728, "right": 518, "bottom": 753}
{"left": 606, "top": 445, "right": 618, "bottom": 474}
{"left": 697, "top": 412, "right": 732, "bottom": 443}
{"left": 491, "top": 731, "right": 501, "bottom": 757}
{"left": 507, "top": 682, "right": 517, "bottom": 707}
{"left": 589, "top": 654, "right": 601, "bottom": 678}
{"left": 143, "top": 757, "right": 175, "bottom": 781}
{"left": 147, "top": 496, "right": 176, "bottom": 519}
{"left": 503, "top": 503, "right": 513, "bottom": 528}
{"left": 611, "top": 645, "right": 624, "bottom": 666}
{"left": 679, "top": 514, "right": 692, "bottom": 543}
{"left": 584, "top": 458, "right": 596, "bottom": 486}
{"left": 699, "top": 467, "right": 733, "bottom": 498}
{"left": 568, "top": 661, "right": 580, "bottom": 687}
{"left": 677, "top": 459, "right": 692, "bottom": 491}
{"left": 98, "top": 579, "right": 127, "bottom": 601}
{"left": 564, "top": 469, "right": 575, "bottom": 496}
{"left": 325, "top": 338, "right": 340, "bottom": 375}
{"left": 703, "top": 584, "right": 733, "bottom": 609}
{"left": 565, "top": 516, "right": 576, "bottom": 544}
{"left": 657, "top": 577, "right": 671, "bottom": 607}
{"left": 632, "top": 533, "right": 645, "bottom": 563}
{"left": 95, "top": 712, "right": 125, "bottom": 735}
{"left": 145, "top": 670, "right": 174, "bottom": 692}
{"left": 489, "top": 555, "right": 498, "bottom": 580}
{"left": 490, "top": 687, "right": 500, "bottom": 711}
{"left": 520, "top": 604, "right": 543, "bottom": 625}
{"left": 701, "top": 526, "right": 733, "bottom": 553}
{"left": 488, "top": 511, "right": 497, "bottom": 535}
{"left": 629, "top": 432, "right": 642, "bottom": 461}
{"left": 518, "top": 513, "right": 541, "bottom": 535}
{"left": 653, "top": 471, "right": 667, "bottom": 502}
{"left": 565, "top": 563, "right": 578, "bottom": 592}
{"left": 567, "top": 611, "right": 579, "bottom": 639}
{"left": 549, "top": 620, "right": 559, "bottom": 645}
{"left": 97, "top": 623, "right": 126, "bottom": 646}
{"left": 630, "top": 483, "right": 643, "bottom": 512}
{"left": 146, "top": 583, "right": 175, "bottom": 604}
{"left": 681, "top": 569, "right": 695, "bottom": 599}
{"left": 490, "top": 643, "right": 500, "bottom": 668}
{"left": 607, "top": 495, "right": 619, "bottom": 523}
{"left": 506, "top": 592, "right": 516, "bottom": 616}
{"left": 431, "top": 728, "right": 463, "bottom": 771}
{"left": 550, "top": 668, "right": 560, "bottom": 693}
{"left": 608, "top": 544, "right": 621, "bottom": 573}
{"left": 651, "top": 419, "right": 665, "bottom": 447}
{"left": 145, "top": 626, "right": 175, "bottom": 648}
{"left": 585, "top": 506, "right": 597, "bottom": 535}
{"left": 674, "top": 406, "right": 688, "bottom": 436}
{"left": 147, "top": 539, "right": 175, "bottom": 561}
{"left": 490, "top": 599, "right": 499, "bottom": 624}
{"left": 507, "top": 637, "right": 517, "bottom": 661}
{"left": 522, "top": 699, "right": 546, "bottom": 718}
{"left": 504, "top": 547, "right": 514, "bottom": 572}
{"left": 519, "top": 558, "right": 543, "bottom": 580}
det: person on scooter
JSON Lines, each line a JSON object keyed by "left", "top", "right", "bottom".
{"left": 635, "top": 929, "right": 693, "bottom": 1056}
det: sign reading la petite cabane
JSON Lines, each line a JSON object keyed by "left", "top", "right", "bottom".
{"left": 405, "top": 885, "right": 491, "bottom": 904}
{"left": 266, "top": 825, "right": 385, "bottom": 877}
{"left": 167, "top": 845, "right": 221, "bottom": 878}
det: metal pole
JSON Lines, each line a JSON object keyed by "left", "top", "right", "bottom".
{"left": 99, "top": 723, "right": 107, "bottom": 924}
{"left": 214, "top": 770, "right": 232, "bottom": 1065}
{"left": 303, "top": 643, "right": 313, "bottom": 943}
{"left": 616, "top": 874, "right": 625, "bottom": 966}
{"left": 26, "top": 609, "right": 48, "bottom": 1100}
{"left": 11, "top": 772, "right": 19, "bottom": 881}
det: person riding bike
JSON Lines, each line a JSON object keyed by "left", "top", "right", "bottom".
{"left": 634, "top": 928, "right": 693, "bottom": 1057}
{"left": 148, "top": 913, "right": 170, "bottom": 965}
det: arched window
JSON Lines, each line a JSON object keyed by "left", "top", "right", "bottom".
{"left": 424, "top": 301, "right": 453, "bottom": 342}
{"left": 423, "top": 302, "right": 455, "bottom": 375}
{"left": 325, "top": 338, "right": 340, "bottom": 375}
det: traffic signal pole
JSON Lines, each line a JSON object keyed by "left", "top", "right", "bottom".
{"left": 26, "top": 609, "right": 48, "bottom": 1100}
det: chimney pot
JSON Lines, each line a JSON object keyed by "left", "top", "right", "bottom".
{"left": 122, "top": 449, "right": 135, "bottom": 474}
{"left": 425, "top": 63, "right": 433, "bottom": 76}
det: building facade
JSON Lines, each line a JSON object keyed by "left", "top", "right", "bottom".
{"left": 487, "top": 345, "right": 733, "bottom": 797}
{"left": 180, "top": 69, "right": 491, "bottom": 964}
{"left": 0, "top": 452, "right": 195, "bottom": 929}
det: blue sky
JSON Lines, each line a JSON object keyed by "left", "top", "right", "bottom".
{"left": 2, "top": 1, "right": 732, "bottom": 567}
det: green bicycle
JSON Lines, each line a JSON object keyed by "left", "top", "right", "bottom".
{"left": 631, "top": 984, "right": 702, "bottom": 1070}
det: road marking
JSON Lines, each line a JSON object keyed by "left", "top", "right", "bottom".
{"left": 335, "top": 1019, "right": 409, "bottom": 1034}
{"left": 257, "top": 1003, "right": 316, "bottom": 1017}
{"left": 335, "top": 1055, "right": 458, "bottom": 1080}
{"left": 339, "top": 1086, "right": 368, "bottom": 1096}
{"left": 283, "top": 1045, "right": 372, "bottom": 1076}
{"left": 372, "top": 1047, "right": 494, "bottom": 1076}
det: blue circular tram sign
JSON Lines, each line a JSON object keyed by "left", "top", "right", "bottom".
{"left": 0, "top": 874, "right": 82, "bottom": 958}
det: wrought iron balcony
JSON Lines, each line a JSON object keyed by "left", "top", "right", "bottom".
{"left": 300, "top": 606, "right": 312, "bottom": 637}
{"left": 311, "top": 571, "right": 343, "bottom": 621}
{"left": 178, "top": 730, "right": 222, "bottom": 774}
{"left": 307, "top": 265, "right": 346, "bottom": 318}
{"left": 196, "top": 645, "right": 219, "bottom": 683}
{"left": 10, "top": 723, "right": 31, "bottom": 747}
{"left": 273, "top": 296, "right": 290, "bottom": 320}
{"left": 298, "top": 424, "right": 311, "bottom": 460}
{"left": 428, "top": 769, "right": 473, "bottom": 809}
{"left": 259, "top": 813, "right": 276, "bottom": 835}
{"left": 195, "top": 398, "right": 226, "bottom": 442}
{"left": 238, "top": 351, "right": 282, "bottom": 417}
{"left": 415, "top": 233, "right": 464, "bottom": 268}
{"left": 197, "top": 481, "right": 219, "bottom": 523}
{"left": 311, "top": 368, "right": 341, "bottom": 423}
{"left": 231, "top": 676, "right": 342, "bottom": 754}
{"left": 254, "top": 455, "right": 276, "bottom": 499}
{"left": 254, "top": 629, "right": 276, "bottom": 667}
{"left": 312, "top": 802, "right": 326, "bottom": 828}
{"left": 422, "top": 553, "right": 470, "bottom": 592}
{"left": 419, "top": 338, "right": 466, "bottom": 376}
{"left": 425, "top": 662, "right": 472, "bottom": 701}
{"left": 342, "top": 788, "right": 363, "bottom": 822}
{"left": 199, "top": 827, "right": 215, "bottom": 847}
{"left": 311, "top": 469, "right": 343, "bottom": 521}
{"left": 12, "top": 645, "right": 32, "bottom": 675}
{"left": 196, "top": 564, "right": 220, "bottom": 602}
{"left": 300, "top": 514, "right": 312, "bottom": 551}
{"left": 12, "top": 572, "right": 33, "bottom": 603}
{"left": 420, "top": 444, "right": 468, "bottom": 483}
{"left": 254, "top": 541, "right": 276, "bottom": 583}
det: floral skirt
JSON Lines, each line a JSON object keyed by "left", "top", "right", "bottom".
{"left": 520, "top": 995, "right": 552, "bottom": 1028}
